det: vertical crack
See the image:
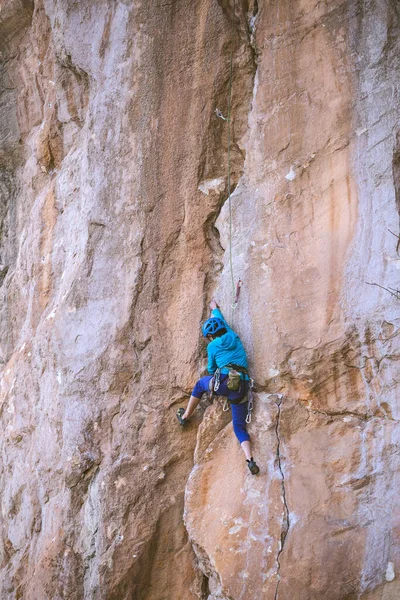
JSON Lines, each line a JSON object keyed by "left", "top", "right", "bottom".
{"left": 201, "top": 572, "right": 210, "bottom": 599}
{"left": 274, "top": 396, "right": 290, "bottom": 600}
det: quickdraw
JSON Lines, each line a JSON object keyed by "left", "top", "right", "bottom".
{"left": 208, "top": 368, "right": 221, "bottom": 403}
{"left": 246, "top": 378, "right": 255, "bottom": 424}
{"left": 214, "top": 368, "right": 221, "bottom": 392}
{"left": 232, "top": 278, "right": 243, "bottom": 310}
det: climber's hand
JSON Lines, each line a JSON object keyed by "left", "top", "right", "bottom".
{"left": 209, "top": 299, "right": 219, "bottom": 311}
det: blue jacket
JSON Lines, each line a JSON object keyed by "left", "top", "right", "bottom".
{"left": 207, "top": 308, "right": 249, "bottom": 378}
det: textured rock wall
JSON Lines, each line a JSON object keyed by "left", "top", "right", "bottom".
{"left": 186, "top": 2, "right": 400, "bottom": 599}
{"left": 0, "top": 1, "right": 399, "bottom": 599}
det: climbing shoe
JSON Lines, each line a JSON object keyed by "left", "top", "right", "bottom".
{"left": 176, "top": 408, "right": 188, "bottom": 426}
{"left": 246, "top": 458, "right": 260, "bottom": 475}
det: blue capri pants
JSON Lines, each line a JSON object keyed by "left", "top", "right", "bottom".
{"left": 191, "top": 375, "right": 250, "bottom": 444}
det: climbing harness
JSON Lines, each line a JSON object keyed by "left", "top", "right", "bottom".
{"left": 211, "top": 365, "right": 256, "bottom": 423}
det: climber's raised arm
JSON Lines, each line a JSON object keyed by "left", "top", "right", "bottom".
{"left": 209, "top": 299, "right": 231, "bottom": 331}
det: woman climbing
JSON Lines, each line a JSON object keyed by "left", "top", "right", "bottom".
{"left": 177, "top": 299, "right": 260, "bottom": 475}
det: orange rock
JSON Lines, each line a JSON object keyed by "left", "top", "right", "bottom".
{"left": 0, "top": 0, "right": 399, "bottom": 599}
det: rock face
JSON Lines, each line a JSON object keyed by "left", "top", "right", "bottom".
{"left": 0, "top": 0, "right": 399, "bottom": 599}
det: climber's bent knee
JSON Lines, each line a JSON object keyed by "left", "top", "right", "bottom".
{"left": 191, "top": 375, "right": 213, "bottom": 399}
{"left": 231, "top": 401, "right": 250, "bottom": 444}
{"left": 233, "top": 423, "right": 250, "bottom": 444}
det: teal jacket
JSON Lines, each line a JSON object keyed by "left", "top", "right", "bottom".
{"left": 207, "top": 308, "right": 249, "bottom": 378}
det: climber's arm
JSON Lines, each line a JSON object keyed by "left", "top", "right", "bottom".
{"left": 211, "top": 307, "right": 231, "bottom": 331}
{"left": 209, "top": 298, "right": 232, "bottom": 331}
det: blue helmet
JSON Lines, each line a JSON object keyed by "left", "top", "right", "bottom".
{"left": 202, "top": 317, "right": 226, "bottom": 337}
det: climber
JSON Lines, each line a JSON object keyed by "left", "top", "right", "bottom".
{"left": 176, "top": 299, "right": 260, "bottom": 475}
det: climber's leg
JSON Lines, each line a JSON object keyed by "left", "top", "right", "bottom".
{"left": 240, "top": 440, "right": 252, "bottom": 461}
{"left": 182, "top": 395, "right": 202, "bottom": 420}
{"left": 177, "top": 376, "right": 213, "bottom": 422}
{"left": 231, "top": 401, "right": 250, "bottom": 445}
{"left": 231, "top": 402, "right": 260, "bottom": 474}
